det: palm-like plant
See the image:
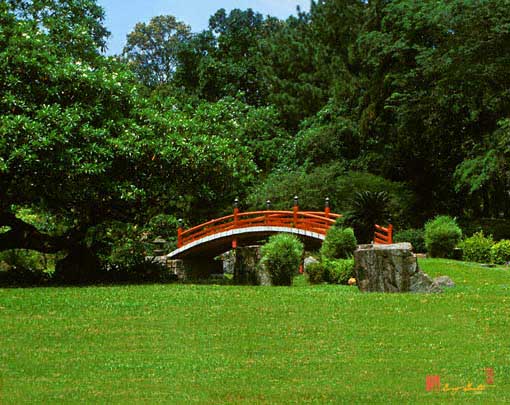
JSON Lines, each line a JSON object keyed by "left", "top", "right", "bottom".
{"left": 345, "top": 191, "right": 391, "bottom": 243}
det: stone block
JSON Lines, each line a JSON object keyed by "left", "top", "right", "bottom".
{"left": 233, "top": 246, "right": 272, "bottom": 286}
{"left": 354, "top": 243, "right": 441, "bottom": 293}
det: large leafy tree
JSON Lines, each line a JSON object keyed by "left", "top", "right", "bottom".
{"left": 0, "top": 1, "right": 255, "bottom": 267}
{"left": 293, "top": 0, "right": 510, "bottom": 220}
{"left": 259, "top": 12, "right": 328, "bottom": 131}
{"left": 172, "top": 8, "right": 279, "bottom": 106}
{"left": 123, "top": 15, "right": 191, "bottom": 88}
{"left": 352, "top": 0, "right": 510, "bottom": 217}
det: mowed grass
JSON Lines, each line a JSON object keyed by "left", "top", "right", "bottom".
{"left": 1, "top": 259, "right": 510, "bottom": 403}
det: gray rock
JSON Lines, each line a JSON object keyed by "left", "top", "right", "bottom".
{"left": 148, "top": 255, "right": 167, "bottom": 266}
{"left": 432, "top": 275, "right": 455, "bottom": 289}
{"left": 304, "top": 256, "right": 319, "bottom": 272}
{"left": 233, "top": 246, "right": 272, "bottom": 286}
{"left": 221, "top": 250, "right": 236, "bottom": 274}
{"left": 354, "top": 243, "right": 442, "bottom": 293}
{"left": 167, "top": 259, "right": 185, "bottom": 279}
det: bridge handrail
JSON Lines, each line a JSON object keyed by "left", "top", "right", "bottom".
{"left": 181, "top": 213, "right": 235, "bottom": 238}
{"left": 179, "top": 209, "right": 342, "bottom": 248}
{"left": 374, "top": 224, "right": 393, "bottom": 244}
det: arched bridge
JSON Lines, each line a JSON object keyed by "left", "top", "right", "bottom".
{"left": 168, "top": 202, "right": 341, "bottom": 260}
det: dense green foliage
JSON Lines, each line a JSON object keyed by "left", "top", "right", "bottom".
{"left": 491, "top": 240, "right": 510, "bottom": 265}
{"left": 323, "top": 258, "right": 354, "bottom": 285}
{"left": 305, "top": 257, "right": 354, "bottom": 285}
{"left": 459, "top": 231, "right": 494, "bottom": 264}
{"left": 394, "top": 228, "right": 426, "bottom": 253}
{"left": 305, "top": 260, "right": 326, "bottom": 284}
{"left": 247, "top": 165, "right": 412, "bottom": 221}
{"left": 3, "top": 0, "right": 510, "bottom": 280}
{"left": 260, "top": 234, "right": 304, "bottom": 286}
{"left": 307, "top": 223, "right": 356, "bottom": 285}
{"left": 320, "top": 226, "right": 357, "bottom": 260}
{"left": 424, "top": 216, "right": 462, "bottom": 258}
{"left": 0, "top": 1, "right": 257, "bottom": 280}
{"left": 458, "top": 218, "right": 510, "bottom": 241}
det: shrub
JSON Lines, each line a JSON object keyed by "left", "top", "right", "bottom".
{"left": 394, "top": 228, "right": 426, "bottom": 253}
{"left": 306, "top": 261, "right": 326, "bottom": 284}
{"left": 424, "top": 215, "right": 462, "bottom": 258}
{"left": 324, "top": 258, "right": 355, "bottom": 284}
{"left": 491, "top": 240, "right": 510, "bottom": 265}
{"left": 260, "top": 234, "right": 304, "bottom": 286}
{"left": 345, "top": 191, "right": 391, "bottom": 243}
{"left": 458, "top": 218, "right": 510, "bottom": 241}
{"left": 320, "top": 226, "right": 357, "bottom": 259}
{"left": 459, "top": 231, "right": 494, "bottom": 263}
{"left": 0, "top": 249, "right": 52, "bottom": 285}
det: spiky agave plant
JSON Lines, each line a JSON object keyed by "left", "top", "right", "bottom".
{"left": 345, "top": 191, "right": 391, "bottom": 243}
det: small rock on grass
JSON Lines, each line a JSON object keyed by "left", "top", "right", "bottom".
{"left": 432, "top": 275, "right": 455, "bottom": 289}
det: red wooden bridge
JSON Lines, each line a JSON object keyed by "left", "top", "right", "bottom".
{"left": 168, "top": 198, "right": 341, "bottom": 259}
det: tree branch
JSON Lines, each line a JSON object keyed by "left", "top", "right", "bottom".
{"left": 0, "top": 212, "right": 82, "bottom": 253}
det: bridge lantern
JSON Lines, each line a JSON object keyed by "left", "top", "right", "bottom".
{"left": 325, "top": 197, "right": 330, "bottom": 218}
{"left": 266, "top": 199, "right": 271, "bottom": 210}
{"left": 177, "top": 219, "right": 184, "bottom": 248}
{"left": 233, "top": 198, "right": 239, "bottom": 225}
{"left": 293, "top": 196, "right": 299, "bottom": 226}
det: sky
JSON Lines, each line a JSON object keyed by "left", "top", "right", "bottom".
{"left": 97, "top": 1, "right": 311, "bottom": 55}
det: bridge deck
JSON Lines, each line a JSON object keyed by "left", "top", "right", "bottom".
{"left": 168, "top": 209, "right": 341, "bottom": 259}
{"left": 179, "top": 210, "right": 341, "bottom": 247}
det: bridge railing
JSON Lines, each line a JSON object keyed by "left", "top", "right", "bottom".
{"left": 177, "top": 198, "right": 341, "bottom": 248}
{"left": 374, "top": 224, "right": 393, "bottom": 244}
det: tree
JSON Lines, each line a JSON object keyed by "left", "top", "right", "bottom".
{"left": 0, "top": 1, "right": 256, "bottom": 276}
{"left": 5, "top": 0, "right": 110, "bottom": 56}
{"left": 350, "top": 0, "right": 510, "bottom": 218}
{"left": 259, "top": 13, "right": 329, "bottom": 131}
{"left": 123, "top": 15, "right": 191, "bottom": 88}
{"left": 454, "top": 119, "right": 510, "bottom": 217}
{"left": 172, "top": 8, "right": 279, "bottom": 105}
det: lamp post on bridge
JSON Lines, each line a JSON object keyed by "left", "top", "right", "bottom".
{"left": 232, "top": 198, "right": 239, "bottom": 249}
{"left": 233, "top": 198, "right": 239, "bottom": 225}
{"left": 177, "top": 218, "right": 183, "bottom": 248}
{"left": 265, "top": 199, "right": 271, "bottom": 225}
{"left": 325, "top": 197, "right": 330, "bottom": 218}
{"left": 293, "top": 195, "right": 299, "bottom": 227}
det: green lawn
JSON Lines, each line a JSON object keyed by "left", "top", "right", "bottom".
{"left": 1, "top": 259, "right": 510, "bottom": 403}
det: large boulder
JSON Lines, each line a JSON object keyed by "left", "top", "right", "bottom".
{"left": 233, "top": 246, "right": 271, "bottom": 286}
{"left": 354, "top": 243, "right": 441, "bottom": 293}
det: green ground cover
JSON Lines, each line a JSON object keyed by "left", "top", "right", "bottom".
{"left": 1, "top": 259, "right": 509, "bottom": 403}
